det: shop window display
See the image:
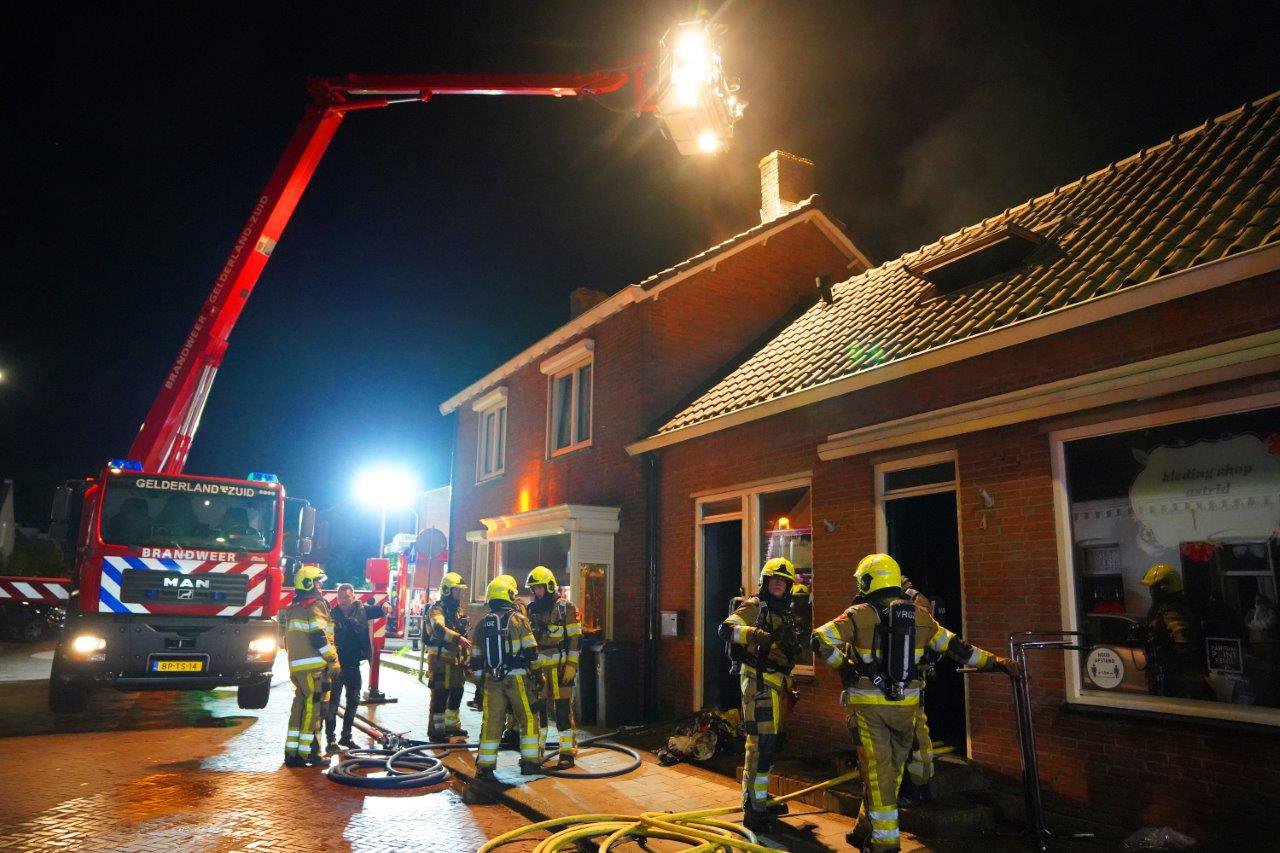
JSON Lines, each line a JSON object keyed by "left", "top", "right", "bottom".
{"left": 1064, "top": 405, "right": 1280, "bottom": 718}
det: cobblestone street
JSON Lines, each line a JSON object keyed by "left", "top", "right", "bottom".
{"left": 0, "top": 641, "right": 534, "bottom": 852}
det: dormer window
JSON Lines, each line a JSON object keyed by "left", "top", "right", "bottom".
{"left": 473, "top": 387, "right": 508, "bottom": 482}
{"left": 907, "top": 223, "right": 1045, "bottom": 293}
{"left": 541, "top": 340, "right": 594, "bottom": 456}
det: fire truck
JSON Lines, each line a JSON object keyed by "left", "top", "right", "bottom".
{"left": 0, "top": 19, "right": 742, "bottom": 713}
{"left": 39, "top": 464, "right": 314, "bottom": 712}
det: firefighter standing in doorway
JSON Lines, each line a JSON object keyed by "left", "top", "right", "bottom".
{"left": 283, "top": 564, "right": 338, "bottom": 767}
{"left": 526, "top": 566, "right": 583, "bottom": 767}
{"left": 427, "top": 572, "right": 472, "bottom": 741}
{"left": 719, "top": 557, "right": 804, "bottom": 833}
{"left": 813, "top": 554, "right": 1018, "bottom": 852}
{"left": 468, "top": 577, "right": 541, "bottom": 785}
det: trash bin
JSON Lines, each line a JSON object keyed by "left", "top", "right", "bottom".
{"left": 596, "top": 641, "right": 640, "bottom": 728}
{"left": 575, "top": 640, "right": 602, "bottom": 725}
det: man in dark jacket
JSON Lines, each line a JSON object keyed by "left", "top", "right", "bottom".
{"left": 325, "top": 583, "right": 390, "bottom": 750}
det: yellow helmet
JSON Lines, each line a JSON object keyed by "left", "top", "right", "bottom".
{"left": 485, "top": 578, "right": 515, "bottom": 604}
{"left": 294, "top": 564, "right": 326, "bottom": 592}
{"left": 495, "top": 573, "right": 520, "bottom": 593}
{"left": 855, "top": 553, "right": 902, "bottom": 595}
{"left": 1142, "top": 563, "right": 1182, "bottom": 594}
{"left": 759, "top": 557, "right": 797, "bottom": 589}
{"left": 791, "top": 582, "right": 810, "bottom": 599}
{"left": 526, "top": 565, "right": 558, "bottom": 592}
{"left": 440, "top": 572, "right": 466, "bottom": 594}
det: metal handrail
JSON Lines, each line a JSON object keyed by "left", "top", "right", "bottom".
{"left": 1007, "top": 631, "right": 1092, "bottom": 850}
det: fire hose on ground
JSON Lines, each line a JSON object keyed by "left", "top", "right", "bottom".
{"left": 325, "top": 702, "right": 643, "bottom": 789}
{"left": 477, "top": 769, "right": 861, "bottom": 853}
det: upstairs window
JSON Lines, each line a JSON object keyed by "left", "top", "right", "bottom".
{"left": 473, "top": 388, "right": 507, "bottom": 482}
{"left": 541, "top": 340, "right": 594, "bottom": 456}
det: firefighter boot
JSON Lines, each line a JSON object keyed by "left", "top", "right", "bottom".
{"left": 557, "top": 753, "right": 575, "bottom": 768}
{"left": 742, "top": 806, "right": 775, "bottom": 835}
{"left": 519, "top": 759, "right": 542, "bottom": 776}
{"left": 763, "top": 798, "right": 789, "bottom": 816}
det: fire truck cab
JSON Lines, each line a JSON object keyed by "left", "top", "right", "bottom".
{"left": 46, "top": 460, "right": 314, "bottom": 713}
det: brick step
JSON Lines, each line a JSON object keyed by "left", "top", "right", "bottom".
{"left": 901, "top": 795, "right": 998, "bottom": 837}
{"left": 746, "top": 752, "right": 991, "bottom": 822}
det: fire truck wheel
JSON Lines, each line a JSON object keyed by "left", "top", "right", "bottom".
{"left": 48, "top": 656, "right": 88, "bottom": 714}
{"left": 237, "top": 677, "right": 272, "bottom": 710}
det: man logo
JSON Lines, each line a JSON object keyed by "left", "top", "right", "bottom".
{"left": 178, "top": 589, "right": 194, "bottom": 600}
{"left": 163, "top": 576, "right": 211, "bottom": 589}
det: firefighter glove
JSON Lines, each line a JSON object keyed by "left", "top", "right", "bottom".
{"left": 561, "top": 663, "right": 577, "bottom": 686}
{"left": 993, "top": 656, "right": 1022, "bottom": 679}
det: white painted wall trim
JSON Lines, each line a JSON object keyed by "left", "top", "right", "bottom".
{"left": 470, "top": 386, "right": 508, "bottom": 413}
{"left": 478, "top": 503, "right": 620, "bottom": 541}
{"left": 818, "top": 328, "right": 1280, "bottom": 460}
{"left": 627, "top": 241, "right": 1280, "bottom": 455}
{"left": 540, "top": 339, "right": 595, "bottom": 376}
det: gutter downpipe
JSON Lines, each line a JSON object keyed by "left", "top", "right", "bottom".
{"left": 642, "top": 450, "right": 660, "bottom": 722}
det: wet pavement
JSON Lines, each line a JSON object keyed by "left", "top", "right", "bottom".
{"left": 0, "top": 641, "right": 534, "bottom": 852}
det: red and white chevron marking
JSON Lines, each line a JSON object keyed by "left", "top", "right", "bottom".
{"left": 0, "top": 576, "right": 72, "bottom": 606}
{"left": 99, "top": 557, "right": 271, "bottom": 617}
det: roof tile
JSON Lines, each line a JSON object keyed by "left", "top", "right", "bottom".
{"left": 655, "top": 91, "right": 1280, "bottom": 437}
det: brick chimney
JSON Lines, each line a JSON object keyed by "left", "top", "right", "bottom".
{"left": 759, "top": 151, "right": 815, "bottom": 223}
{"left": 569, "top": 286, "right": 610, "bottom": 319}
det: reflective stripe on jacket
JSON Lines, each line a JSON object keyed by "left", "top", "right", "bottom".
{"left": 528, "top": 597, "right": 582, "bottom": 670}
{"left": 285, "top": 596, "right": 337, "bottom": 672}
{"left": 812, "top": 594, "right": 995, "bottom": 706}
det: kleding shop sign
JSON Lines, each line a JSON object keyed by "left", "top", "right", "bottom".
{"left": 1128, "top": 434, "right": 1280, "bottom": 547}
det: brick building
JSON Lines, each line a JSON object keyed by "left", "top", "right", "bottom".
{"left": 625, "top": 93, "right": 1280, "bottom": 838}
{"left": 439, "top": 152, "right": 870, "bottom": 711}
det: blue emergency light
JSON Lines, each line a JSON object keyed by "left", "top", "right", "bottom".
{"left": 246, "top": 472, "right": 279, "bottom": 483}
{"left": 108, "top": 458, "right": 143, "bottom": 471}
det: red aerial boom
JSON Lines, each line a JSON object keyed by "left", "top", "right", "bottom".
{"left": 128, "top": 69, "right": 647, "bottom": 474}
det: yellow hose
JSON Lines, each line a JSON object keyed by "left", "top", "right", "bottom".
{"left": 478, "top": 768, "right": 860, "bottom": 852}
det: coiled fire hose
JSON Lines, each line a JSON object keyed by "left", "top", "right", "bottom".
{"left": 477, "top": 769, "right": 861, "bottom": 852}
{"left": 326, "top": 704, "right": 644, "bottom": 788}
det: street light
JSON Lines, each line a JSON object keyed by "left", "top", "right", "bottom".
{"left": 354, "top": 467, "right": 419, "bottom": 557}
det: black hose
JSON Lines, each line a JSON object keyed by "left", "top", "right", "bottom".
{"left": 327, "top": 747, "right": 452, "bottom": 789}
{"left": 327, "top": 703, "right": 652, "bottom": 786}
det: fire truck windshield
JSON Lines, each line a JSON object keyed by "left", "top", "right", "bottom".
{"left": 100, "top": 475, "right": 279, "bottom": 553}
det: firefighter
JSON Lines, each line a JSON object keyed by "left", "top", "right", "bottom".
{"left": 283, "top": 564, "right": 338, "bottom": 767}
{"left": 468, "top": 577, "right": 541, "bottom": 784}
{"left": 1142, "top": 563, "right": 1203, "bottom": 698}
{"left": 719, "top": 557, "right": 804, "bottom": 833}
{"left": 427, "top": 572, "right": 472, "bottom": 741}
{"left": 813, "top": 554, "right": 1018, "bottom": 852}
{"left": 525, "top": 566, "right": 583, "bottom": 767}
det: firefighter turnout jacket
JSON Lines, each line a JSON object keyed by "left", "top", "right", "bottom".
{"left": 428, "top": 598, "right": 469, "bottom": 664}
{"left": 720, "top": 595, "right": 803, "bottom": 687}
{"left": 285, "top": 594, "right": 338, "bottom": 673}
{"left": 813, "top": 589, "right": 1002, "bottom": 705}
{"left": 527, "top": 595, "right": 583, "bottom": 677}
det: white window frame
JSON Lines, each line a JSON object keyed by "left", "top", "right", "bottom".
{"left": 466, "top": 530, "right": 491, "bottom": 603}
{"left": 1050, "top": 390, "right": 1280, "bottom": 728}
{"left": 472, "top": 387, "right": 508, "bottom": 483}
{"left": 542, "top": 340, "right": 594, "bottom": 457}
{"left": 692, "top": 473, "right": 814, "bottom": 710}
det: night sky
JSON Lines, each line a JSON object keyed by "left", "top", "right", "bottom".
{"left": 4, "top": 2, "right": 1279, "bottom": 530}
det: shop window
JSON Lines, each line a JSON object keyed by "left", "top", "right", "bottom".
{"left": 1060, "top": 403, "right": 1280, "bottom": 725}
